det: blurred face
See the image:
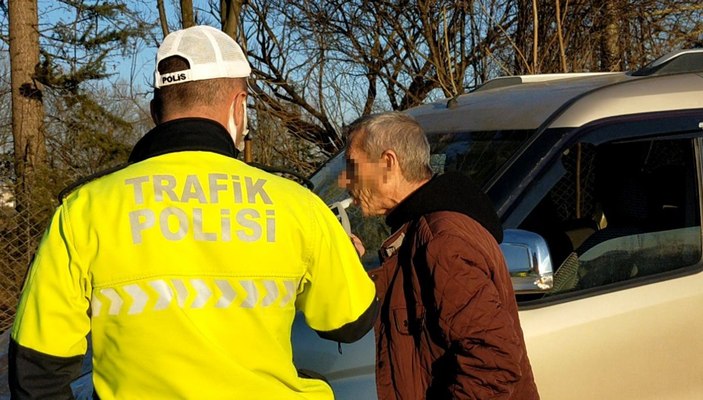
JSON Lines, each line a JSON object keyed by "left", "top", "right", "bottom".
{"left": 338, "top": 139, "right": 395, "bottom": 216}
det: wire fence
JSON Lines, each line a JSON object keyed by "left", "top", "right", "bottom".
{"left": 0, "top": 182, "right": 56, "bottom": 334}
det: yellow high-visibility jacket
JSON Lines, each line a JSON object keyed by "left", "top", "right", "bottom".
{"left": 10, "top": 119, "right": 377, "bottom": 400}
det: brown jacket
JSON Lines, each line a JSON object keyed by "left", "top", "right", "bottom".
{"left": 370, "top": 172, "right": 539, "bottom": 400}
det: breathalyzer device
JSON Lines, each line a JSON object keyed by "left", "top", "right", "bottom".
{"left": 329, "top": 198, "right": 353, "bottom": 235}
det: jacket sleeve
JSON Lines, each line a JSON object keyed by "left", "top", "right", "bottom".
{"left": 9, "top": 338, "right": 83, "bottom": 400}
{"left": 295, "top": 193, "right": 377, "bottom": 343}
{"left": 9, "top": 205, "right": 91, "bottom": 398}
{"left": 424, "top": 233, "right": 524, "bottom": 400}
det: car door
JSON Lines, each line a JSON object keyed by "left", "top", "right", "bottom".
{"left": 506, "top": 114, "right": 703, "bottom": 399}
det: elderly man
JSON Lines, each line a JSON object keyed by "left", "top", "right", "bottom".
{"left": 340, "top": 111, "right": 539, "bottom": 399}
{"left": 9, "top": 25, "right": 377, "bottom": 399}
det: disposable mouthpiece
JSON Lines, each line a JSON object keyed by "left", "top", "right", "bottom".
{"left": 338, "top": 198, "right": 353, "bottom": 209}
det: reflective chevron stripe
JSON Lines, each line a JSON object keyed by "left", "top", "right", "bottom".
{"left": 173, "top": 279, "right": 188, "bottom": 307}
{"left": 190, "top": 279, "right": 212, "bottom": 308}
{"left": 91, "top": 278, "right": 297, "bottom": 317}
{"left": 92, "top": 296, "right": 102, "bottom": 316}
{"left": 281, "top": 281, "right": 295, "bottom": 306}
{"left": 261, "top": 280, "right": 278, "bottom": 306}
{"left": 215, "top": 279, "right": 236, "bottom": 308}
{"left": 240, "top": 280, "right": 258, "bottom": 308}
{"left": 150, "top": 280, "right": 173, "bottom": 310}
{"left": 124, "top": 284, "right": 147, "bottom": 314}
{"left": 102, "top": 288, "right": 123, "bottom": 315}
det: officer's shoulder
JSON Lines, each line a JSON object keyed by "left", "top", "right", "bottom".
{"left": 58, "top": 162, "right": 130, "bottom": 202}
{"left": 246, "top": 162, "right": 314, "bottom": 193}
{"left": 261, "top": 172, "right": 316, "bottom": 199}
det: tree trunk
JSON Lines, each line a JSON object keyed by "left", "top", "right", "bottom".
{"left": 221, "top": 0, "right": 245, "bottom": 41}
{"left": 8, "top": 0, "right": 46, "bottom": 200}
{"left": 555, "top": 0, "right": 568, "bottom": 72}
{"left": 514, "top": 0, "right": 533, "bottom": 74}
{"left": 600, "top": 0, "right": 621, "bottom": 71}
{"left": 181, "top": 0, "right": 195, "bottom": 28}
{"left": 157, "top": 0, "right": 170, "bottom": 37}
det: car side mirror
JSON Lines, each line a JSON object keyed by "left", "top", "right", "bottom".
{"left": 500, "top": 229, "right": 554, "bottom": 294}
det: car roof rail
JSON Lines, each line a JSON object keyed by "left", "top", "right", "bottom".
{"left": 630, "top": 48, "right": 703, "bottom": 76}
{"left": 471, "top": 72, "right": 618, "bottom": 93}
{"left": 448, "top": 72, "right": 618, "bottom": 108}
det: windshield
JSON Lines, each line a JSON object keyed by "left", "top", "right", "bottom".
{"left": 311, "top": 129, "right": 534, "bottom": 269}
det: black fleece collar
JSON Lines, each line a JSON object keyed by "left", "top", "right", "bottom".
{"left": 129, "top": 118, "right": 238, "bottom": 163}
{"left": 385, "top": 171, "right": 503, "bottom": 243}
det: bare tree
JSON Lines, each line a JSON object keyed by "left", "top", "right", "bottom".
{"left": 241, "top": 0, "right": 518, "bottom": 164}
{"left": 243, "top": 1, "right": 342, "bottom": 156}
{"left": 511, "top": 0, "right": 703, "bottom": 74}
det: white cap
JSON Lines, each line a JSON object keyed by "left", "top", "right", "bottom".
{"left": 154, "top": 25, "right": 251, "bottom": 88}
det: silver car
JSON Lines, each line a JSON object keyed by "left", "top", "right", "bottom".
{"left": 293, "top": 48, "right": 703, "bottom": 400}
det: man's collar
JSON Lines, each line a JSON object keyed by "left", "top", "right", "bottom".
{"left": 128, "top": 118, "right": 239, "bottom": 163}
{"left": 384, "top": 171, "right": 503, "bottom": 242}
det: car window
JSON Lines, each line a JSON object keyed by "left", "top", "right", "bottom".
{"left": 428, "top": 130, "right": 534, "bottom": 185}
{"left": 518, "top": 136, "right": 701, "bottom": 297}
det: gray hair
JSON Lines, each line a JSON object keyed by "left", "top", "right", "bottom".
{"left": 346, "top": 111, "right": 432, "bottom": 182}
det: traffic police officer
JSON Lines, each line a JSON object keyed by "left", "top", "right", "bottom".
{"left": 9, "top": 25, "right": 377, "bottom": 399}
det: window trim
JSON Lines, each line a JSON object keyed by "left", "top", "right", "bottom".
{"left": 497, "top": 109, "right": 703, "bottom": 223}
